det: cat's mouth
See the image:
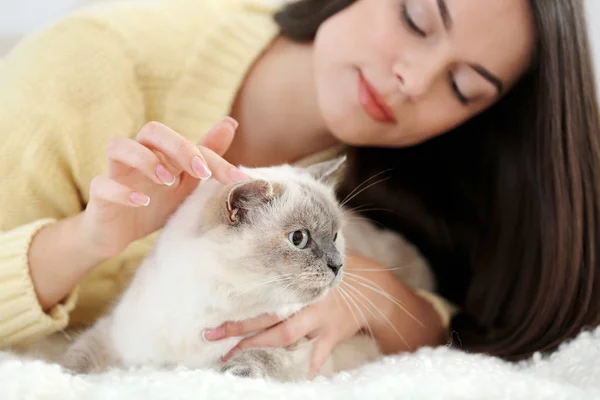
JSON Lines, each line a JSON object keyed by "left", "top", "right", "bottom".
{"left": 291, "top": 274, "right": 341, "bottom": 302}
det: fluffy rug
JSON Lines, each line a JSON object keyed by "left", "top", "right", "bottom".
{"left": 1, "top": 327, "right": 599, "bottom": 400}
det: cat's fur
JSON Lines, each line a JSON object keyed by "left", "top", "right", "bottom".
{"left": 61, "top": 157, "right": 435, "bottom": 381}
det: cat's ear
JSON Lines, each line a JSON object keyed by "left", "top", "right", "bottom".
{"left": 305, "top": 155, "right": 347, "bottom": 186}
{"left": 226, "top": 179, "right": 275, "bottom": 224}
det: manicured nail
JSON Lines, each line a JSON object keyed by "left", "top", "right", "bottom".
{"left": 192, "top": 156, "right": 212, "bottom": 180}
{"left": 223, "top": 116, "right": 239, "bottom": 130}
{"left": 130, "top": 192, "right": 150, "bottom": 206}
{"left": 229, "top": 168, "right": 249, "bottom": 182}
{"left": 155, "top": 164, "right": 175, "bottom": 186}
{"left": 201, "top": 327, "right": 226, "bottom": 341}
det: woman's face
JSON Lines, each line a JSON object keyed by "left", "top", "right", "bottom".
{"left": 312, "top": 0, "right": 536, "bottom": 147}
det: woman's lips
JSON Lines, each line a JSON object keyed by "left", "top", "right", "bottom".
{"left": 357, "top": 70, "right": 396, "bottom": 124}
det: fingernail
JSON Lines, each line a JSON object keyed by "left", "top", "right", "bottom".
{"left": 130, "top": 192, "right": 150, "bottom": 206}
{"left": 192, "top": 156, "right": 212, "bottom": 180}
{"left": 201, "top": 326, "right": 226, "bottom": 341}
{"left": 223, "top": 116, "right": 239, "bottom": 130}
{"left": 229, "top": 168, "right": 249, "bottom": 182}
{"left": 155, "top": 165, "right": 175, "bottom": 186}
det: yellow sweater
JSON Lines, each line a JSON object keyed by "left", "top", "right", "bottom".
{"left": 0, "top": 0, "right": 454, "bottom": 348}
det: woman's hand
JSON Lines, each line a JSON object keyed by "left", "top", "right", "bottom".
{"left": 82, "top": 118, "right": 248, "bottom": 259}
{"left": 203, "top": 253, "right": 448, "bottom": 377}
{"left": 210, "top": 288, "right": 369, "bottom": 378}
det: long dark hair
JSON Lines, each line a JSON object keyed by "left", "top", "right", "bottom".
{"left": 275, "top": 0, "right": 600, "bottom": 360}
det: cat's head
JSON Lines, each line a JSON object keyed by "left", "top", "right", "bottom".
{"left": 204, "top": 156, "right": 347, "bottom": 306}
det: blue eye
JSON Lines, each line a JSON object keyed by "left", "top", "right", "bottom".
{"left": 289, "top": 230, "right": 310, "bottom": 249}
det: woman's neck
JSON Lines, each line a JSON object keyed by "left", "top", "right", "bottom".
{"left": 225, "top": 36, "right": 339, "bottom": 168}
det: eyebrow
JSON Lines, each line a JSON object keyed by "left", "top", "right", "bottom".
{"left": 437, "top": 0, "right": 452, "bottom": 30}
{"left": 437, "top": 0, "right": 504, "bottom": 95}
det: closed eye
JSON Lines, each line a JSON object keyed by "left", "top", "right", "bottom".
{"left": 402, "top": 3, "right": 426, "bottom": 37}
{"left": 449, "top": 72, "right": 469, "bottom": 105}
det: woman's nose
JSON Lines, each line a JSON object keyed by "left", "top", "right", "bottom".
{"left": 393, "top": 49, "right": 450, "bottom": 98}
{"left": 393, "top": 64, "right": 437, "bottom": 98}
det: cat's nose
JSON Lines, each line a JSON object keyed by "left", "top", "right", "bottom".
{"left": 327, "top": 261, "right": 343, "bottom": 276}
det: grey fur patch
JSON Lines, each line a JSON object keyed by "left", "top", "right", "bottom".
{"left": 220, "top": 347, "right": 303, "bottom": 381}
{"left": 61, "top": 323, "right": 115, "bottom": 374}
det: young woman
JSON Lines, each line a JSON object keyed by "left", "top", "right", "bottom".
{"left": 0, "top": 0, "right": 598, "bottom": 377}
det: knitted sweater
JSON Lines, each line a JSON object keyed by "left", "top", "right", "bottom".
{"left": 0, "top": 0, "right": 454, "bottom": 347}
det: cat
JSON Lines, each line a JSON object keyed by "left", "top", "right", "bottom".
{"left": 61, "top": 156, "right": 436, "bottom": 381}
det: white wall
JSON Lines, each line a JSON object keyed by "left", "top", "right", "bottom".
{"left": 0, "top": 0, "right": 96, "bottom": 54}
{"left": 585, "top": 0, "right": 600, "bottom": 76}
{"left": 2, "top": 0, "right": 600, "bottom": 94}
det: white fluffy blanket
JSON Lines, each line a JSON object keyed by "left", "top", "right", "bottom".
{"left": 1, "top": 327, "right": 599, "bottom": 400}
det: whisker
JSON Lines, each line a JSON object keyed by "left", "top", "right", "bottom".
{"left": 341, "top": 177, "right": 391, "bottom": 207}
{"left": 235, "top": 273, "right": 297, "bottom": 295}
{"left": 340, "top": 169, "right": 393, "bottom": 206}
{"left": 344, "top": 273, "right": 424, "bottom": 328}
{"left": 345, "top": 203, "right": 381, "bottom": 214}
{"left": 346, "top": 265, "right": 412, "bottom": 273}
{"left": 346, "top": 207, "right": 397, "bottom": 215}
{"left": 341, "top": 282, "right": 384, "bottom": 326}
{"left": 336, "top": 287, "right": 363, "bottom": 333}
{"left": 343, "top": 216, "right": 388, "bottom": 229}
{"left": 340, "top": 282, "right": 375, "bottom": 339}
{"left": 272, "top": 274, "right": 303, "bottom": 299}
{"left": 343, "top": 281, "right": 410, "bottom": 349}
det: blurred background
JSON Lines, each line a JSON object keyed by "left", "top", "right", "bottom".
{"left": 2, "top": 0, "right": 600, "bottom": 96}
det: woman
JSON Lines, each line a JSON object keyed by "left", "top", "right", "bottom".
{"left": 0, "top": 0, "right": 598, "bottom": 377}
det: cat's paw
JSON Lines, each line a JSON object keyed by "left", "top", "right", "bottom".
{"left": 221, "top": 361, "right": 267, "bottom": 379}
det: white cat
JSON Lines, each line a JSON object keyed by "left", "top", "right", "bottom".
{"left": 61, "top": 157, "right": 435, "bottom": 381}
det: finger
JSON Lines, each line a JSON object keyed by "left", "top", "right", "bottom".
{"left": 232, "top": 310, "right": 316, "bottom": 351}
{"left": 136, "top": 121, "right": 214, "bottom": 180}
{"left": 308, "top": 336, "right": 336, "bottom": 379}
{"left": 198, "top": 116, "right": 238, "bottom": 156}
{"left": 199, "top": 146, "right": 249, "bottom": 184}
{"left": 89, "top": 174, "right": 150, "bottom": 207}
{"left": 106, "top": 138, "right": 176, "bottom": 186}
{"left": 202, "top": 313, "right": 283, "bottom": 342}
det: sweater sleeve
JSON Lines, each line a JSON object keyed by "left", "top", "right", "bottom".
{"left": 414, "top": 289, "right": 458, "bottom": 329}
{"left": 0, "top": 14, "right": 144, "bottom": 347}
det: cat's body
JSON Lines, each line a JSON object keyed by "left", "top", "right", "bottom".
{"left": 62, "top": 158, "right": 435, "bottom": 380}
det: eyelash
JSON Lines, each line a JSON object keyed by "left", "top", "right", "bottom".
{"left": 450, "top": 73, "right": 469, "bottom": 105}
{"left": 401, "top": 3, "right": 426, "bottom": 37}
{"left": 402, "top": 2, "right": 469, "bottom": 106}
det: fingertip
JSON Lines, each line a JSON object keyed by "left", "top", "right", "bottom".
{"left": 191, "top": 155, "right": 212, "bottom": 180}
{"left": 308, "top": 360, "right": 321, "bottom": 380}
{"left": 201, "top": 326, "right": 226, "bottom": 341}
{"left": 228, "top": 168, "right": 250, "bottom": 183}
{"left": 308, "top": 338, "right": 333, "bottom": 379}
{"left": 221, "top": 346, "right": 238, "bottom": 362}
{"left": 129, "top": 191, "right": 150, "bottom": 207}
{"left": 223, "top": 116, "right": 239, "bottom": 131}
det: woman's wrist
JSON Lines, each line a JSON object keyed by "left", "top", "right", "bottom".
{"left": 28, "top": 212, "right": 111, "bottom": 310}
{"left": 70, "top": 212, "right": 116, "bottom": 266}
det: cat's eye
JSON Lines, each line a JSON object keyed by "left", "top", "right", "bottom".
{"left": 289, "top": 229, "right": 310, "bottom": 249}
{"left": 333, "top": 232, "right": 338, "bottom": 242}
